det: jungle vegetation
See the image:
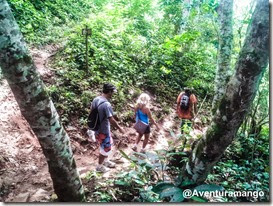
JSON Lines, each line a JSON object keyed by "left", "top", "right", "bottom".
{"left": 0, "top": 0, "right": 269, "bottom": 202}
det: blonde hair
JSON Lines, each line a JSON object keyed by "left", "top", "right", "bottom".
{"left": 136, "top": 93, "right": 150, "bottom": 108}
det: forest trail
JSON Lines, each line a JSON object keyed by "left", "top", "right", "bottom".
{"left": 0, "top": 46, "right": 204, "bottom": 202}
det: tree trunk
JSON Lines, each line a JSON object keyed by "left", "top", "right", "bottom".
{"left": 183, "top": 0, "right": 269, "bottom": 184}
{"left": 0, "top": 0, "right": 85, "bottom": 202}
{"left": 178, "top": 0, "right": 191, "bottom": 34}
{"left": 212, "top": 0, "right": 233, "bottom": 113}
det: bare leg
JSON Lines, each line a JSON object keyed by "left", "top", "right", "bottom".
{"left": 142, "top": 133, "right": 150, "bottom": 149}
{"left": 135, "top": 133, "right": 143, "bottom": 145}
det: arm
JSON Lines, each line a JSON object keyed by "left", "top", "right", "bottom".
{"left": 191, "top": 95, "right": 198, "bottom": 118}
{"left": 177, "top": 93, "right": 183, "bottom": 109}
{"left": 193, "top": 94, "right": 198, "bottom": 116}
{"left": 109, "top": 116, "right": 124, "bottom": 133}
{"left": 105, "top": 103, "right": 125, "bottom": 134}
{"left": 194, "top": 103, "right": 197, "bottom": 116}
{"left": 134, "top": 106, "right": 137, "bottom": 120}
{"left": 146, "top": 108, "right": 160, "bottom": 130}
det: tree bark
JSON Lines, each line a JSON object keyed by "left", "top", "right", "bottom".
{"left": 183, "top": 0, "right": 269, "bottom": 184}
{"left": 212, "top": 0, "right": 233, "bottom": 113}
{"left": 178, "top": 0, "right": 191, "bottom": 34}
{"left": 0, "top": 0, "right": 85, "bottom": 202}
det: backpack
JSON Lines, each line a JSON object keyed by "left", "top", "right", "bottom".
{"left": 180, "top": 93, "right": 190, "bottom": 110}
{"left": 87, "top": 101, "right": 107, "bottom": 131}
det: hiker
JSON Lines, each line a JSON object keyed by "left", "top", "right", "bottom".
{"left": 176, "top": 87, "right": 197, "bottom": 134}
{"left": 90, "top": 83, "right": 125, "bottom": 173}
{"left": 132, "top": 93, "right": 159, "bottom": 153}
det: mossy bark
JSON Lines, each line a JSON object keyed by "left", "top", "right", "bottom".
{"left": 212, "top": 0, "right": 233, "bottom": 113}
{"left": 183, "top": 0, "right": 269, "bottom": 184}
{"left": 0, "top": 0, "right": 85, "bottom": 202}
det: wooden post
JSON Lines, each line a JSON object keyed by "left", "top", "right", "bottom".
{"left": 85, "top": 25, "right": 88, "bottom": 70}
{"left": 82, "top": 25, "right": 92, "bottom": 70}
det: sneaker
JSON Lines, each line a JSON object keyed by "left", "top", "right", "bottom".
{"left": 132, "top": 145, "right": 137, "bottom": 152}
{"left": 103, "top": 160, "right": 116, "bottom": 168}
{"left": 96, "top": 165, "right": 110, "bottom": 173}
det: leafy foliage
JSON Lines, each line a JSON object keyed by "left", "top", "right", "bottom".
{"left": 8, "top": 0, "right": 269, "bottom": 203}
{"left": 8, "top": 0, "right": 94, "bottom": 44}
{"left": 84, "top": 148, "right": 225, "bottom": 203}
{"left": 45, "top": 0, "right": 217, "bottom": 125}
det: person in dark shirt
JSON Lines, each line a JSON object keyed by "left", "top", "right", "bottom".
{"left": 90, "top": 83, "right": 124, "bottom": 173}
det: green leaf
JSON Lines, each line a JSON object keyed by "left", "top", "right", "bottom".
{"left": 180, "top": 179, "right": 195, "bottom": 187}
{"left": 140, "top": 191, "right": 160, "bottom": 202}
{"left": 222, "top": 181, "right": 228, "bottom": 186}
{"left": 194, "top": 184, "right": 224, "bottom": 192}
{"left": 160, "top": 187, "right": 184, "bottom": 202}
{"left": 191, "top": 196, "right": 208, "bottom": 202}
{"left": 152, "top": 182, "right": 175, "bottom": 193}
{"left": 134, "top": 178, "right": 146, "bottom": 186}
{"left": 169, "top": 130, "right": 176, "bottom": 138}
{"left": 133, "top": 152, "right": 147, "bottom": 159}
{"left": 114, "top": 180, "right": 130, "bottom": 187}
{"left": 166, "top": 152, "right": 187, "bottom": 157}
{"left": 119, "top": 149, "right": 133, "bottom": 162}
{"left": 128, "top": 170, "right": 139, "bottom": 179}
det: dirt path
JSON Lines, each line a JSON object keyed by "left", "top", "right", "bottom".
{"left": 0, "top": 45, "right": 62, "bottom": 202}
{"left": 0, "top": 79, "right": 53, "bottom": 202}
{"left": 0, "top": 46, "right": 204, "bottom": 202}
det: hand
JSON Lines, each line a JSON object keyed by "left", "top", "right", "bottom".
{"left": 113, "top": 114, "right": 120, "bottom": 121}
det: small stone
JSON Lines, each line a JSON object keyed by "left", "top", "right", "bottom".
{"left": 12, "top": 192, "right": 30, "bottom": 202}
{"left": 129, "top": 132, "right": 136, "bottom": 136}
{"left": 66, "top": 126, "right": 77, "bottom": 131}
{"left": 29, "top": 188, "right": 50, "bottom": 202}
{"left": 31, "top": 166, "right": 38, "bottom": 173}
{"left": 4, "top": 176, "right": 15, "bottom": 185}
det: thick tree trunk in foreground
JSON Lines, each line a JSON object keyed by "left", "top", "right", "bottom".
{"left": 0, "top": 0, "right": 85, "bottom": 201}
{"left": 212, "top": 0, "right": 233, "bottom": 113}
{"left": 183, "top": 0, "right": 269, "bottom": 184}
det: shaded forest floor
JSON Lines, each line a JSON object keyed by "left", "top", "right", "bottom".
{"left": 0, "top": 46, "right": 205, "bottom": 202}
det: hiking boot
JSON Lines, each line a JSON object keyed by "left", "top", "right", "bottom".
{"left": 140, "top": 148, "right": 146, "bottom": 153}
{"left": 103, "top": 160, "right": 116, "bottom": 168}
{"left": 96, "top": 165, "right": 110, "bottom": 173}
